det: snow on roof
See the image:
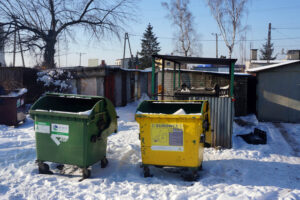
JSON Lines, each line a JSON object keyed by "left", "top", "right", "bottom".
{"left": 247, "top": 60, "right": 300, "bottom": 72}
{"left": 249, "top": 60, "right": 286, "bottom": 64}
{"left": 161, "top": 68, "right": 251, "bottom": 76}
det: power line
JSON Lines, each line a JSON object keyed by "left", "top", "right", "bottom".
{"left": 250, "top": 5, "right": 300, "bottom": 13}
{"left": 128, "top": 33, "right": 300, "bottom": 42}
{"left": 273, "top": 27, "right": 300, "bottom": 30}
{"left": 273, "top": 28, "right": 300, "bottom": 44}
{"left": 274, "top": 44, "right": 300, "bottom": 48}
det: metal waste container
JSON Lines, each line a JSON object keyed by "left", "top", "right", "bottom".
{"left": 135, "top": 100, "right": 211, "bottom": 181}
{"left": 0, "top": 88, "right": 27, "bottom": 126}
{"left": 30, "top": 93, "right": 117, "bottom": 179}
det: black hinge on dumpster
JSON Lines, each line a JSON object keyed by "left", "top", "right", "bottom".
{"left": 90, "top": 114, "right": 107, "bottom": 143}
{"left": 200, "top": 134, "right": 205, "bottom": 143}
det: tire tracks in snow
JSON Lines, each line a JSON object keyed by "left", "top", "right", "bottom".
{"left": 273, "top": 123, "right": 300, "bottom": 157}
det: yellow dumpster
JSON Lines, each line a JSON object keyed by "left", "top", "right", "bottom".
{"left": 135, "top": 100, "right": 211, "bottom": 181}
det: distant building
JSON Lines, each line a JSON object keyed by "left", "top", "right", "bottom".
{"left": 156, "top": 58, "right": 179, "bottom": 69}
{"left": 286, "top": 50, "right": 300, "bottom": 60}
{"left": 88, "top": 59, "right": 99, "bottom": 67}
{"left": 156, "top": 58, "right": 188, "bottom": 69}
{"left": 245, "top": 60, "right": 284, "bottom": 71}
{"left": 245, "top": 48, "right": 286, "bottom": 71}
{"left": 193, "top": 64, "right": 245, "bottom": 73}
{"left": 115, "top": 58, "right": 134, "bottom": 69}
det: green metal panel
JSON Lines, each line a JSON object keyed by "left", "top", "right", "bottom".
{"left": 173, "top": 63, "right": 176, "bottom": 91}
{"left": 178, "top": 64, "right": 181, "bottom": 88}
{"left": 151, "top": 57, "right": 155, "bottom": 99}
{"left": 162, "top": 59, "right": 165, "bottom": 100}
{"left": 230, "top": 62, "right": 235, "bottom": 97}
{"left": 30, "top": 93, "right": 117, "bottom": 168}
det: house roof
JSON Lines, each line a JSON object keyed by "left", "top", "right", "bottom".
{"left": 247, "top": 60, "right": 300, "bottom": 72}
{"left": 153, "top": 54, "right": 237, "bottom": 65}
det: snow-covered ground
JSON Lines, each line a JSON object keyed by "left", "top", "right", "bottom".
{"left": 0, "top": 100, "right": 299, "bottom": 200}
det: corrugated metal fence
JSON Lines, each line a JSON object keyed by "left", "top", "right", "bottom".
{"left": 189, "top": 96, "right": 234, "bottom": 148}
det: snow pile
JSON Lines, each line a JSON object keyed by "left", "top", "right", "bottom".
{"left": 137, "top": 93, "right": 150, "bottom": 103}
{"left": 173, "top": 108, "right": 186, "bottom": 115}
{"left": 37, "top": 70, "right": 73, "bottom": 93}
{"left": 0, "top": 102, "right": 299, "bottom": 199}
{"left": 1, "top": 88, "right": 27, "bottom": 97}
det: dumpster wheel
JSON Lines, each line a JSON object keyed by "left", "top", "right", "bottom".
{"left": 143, "top": 166, "right": 152, "bottom": 178}
{"left": 101, "top": 157, "right": 109, "bottom": 168}
{"left": 183, "top": 169, "right": 199, "bottom": 182}
{"left": 198, "top": 164, "right": 203, "bottom": 171}
{"left": 37, "top": 162, "right": 53, "bottom": 175}
{"left": 82, "top": 168, "right": 91, "bottom": 179}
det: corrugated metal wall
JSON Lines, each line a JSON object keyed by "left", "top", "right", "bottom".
{"left": 188, "top": 96, "right": 234, "bottom": 148}
{"left": 114, "top": 71, "right": 122, "bottom": 107}
{"left": 139, "top": 72, "right": 149, "bottom": 97}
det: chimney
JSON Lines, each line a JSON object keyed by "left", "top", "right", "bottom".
{"left": 100, "top": 60, "right": 106, "bottom": 67}
{"left": 250, "top": 49, "right": 258, "bottom": 61}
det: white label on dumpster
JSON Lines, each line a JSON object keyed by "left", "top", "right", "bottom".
{"left": 151, "top": 123, "right": 184, "bottom": 152}
{"left": 151, "top": 146, "right": 184, "bottom": 152}
{"left": 35, "top": 122, "right": 50, "bottom": 134}
{"left": 51, "top": 124, "right": 69, "bottom": 134}
{"left": 51, "top": 124, "right": 69, "bottom": 146}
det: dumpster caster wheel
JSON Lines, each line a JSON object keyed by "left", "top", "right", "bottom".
{"left": 82, "top": 168, "right": 91, "bottom": 179}
{"left": 198, "top": 164, "right": 203, "bottom": 171}
{"left": 184, "top": 170, "right": 198, "bottom": 182}
{"left": 143, "top": 166, "right": 152, "bottom": 178}
{"left": 56, "top": 164, "right": 64, "bottom": 170}
{"left": 38, "top": 162, "right": 53, "bottom": 175}
{"left": 101, "top": 157, "right": 109, "bottom": 168}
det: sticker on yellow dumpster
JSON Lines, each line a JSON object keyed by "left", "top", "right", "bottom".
{"left": 151, "top": 123, "right": 184, "bottom": 152}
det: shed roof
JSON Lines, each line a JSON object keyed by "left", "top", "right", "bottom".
{"left": 161, "top": 68, "right": 251, "bottom": 76}
{"left": 247, "top": 60, "right": 300, "bottom": 72}
{"left": 153, "top": 54, "right": 237, "bottom": 65}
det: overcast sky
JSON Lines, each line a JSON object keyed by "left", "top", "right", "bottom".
{"left": 5, "top": 0, "right": 300, "bottom": 67}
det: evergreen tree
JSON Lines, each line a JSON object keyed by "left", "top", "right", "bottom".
{"left": 139, "top": 24, "right": 161, "bottom": 69}
{"left": 260, "top": 40, "right": 276, "bottom": 60}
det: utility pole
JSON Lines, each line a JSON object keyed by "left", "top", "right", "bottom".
{"left": 122, "top": 33, "right": 134, "bottom": 68}
{"left": 18, "top": 31, "right": 25, "bottom": 67}
{"left": 13, "top": 30, "right": 16, "bottom": 67}
{"left": 267, "top": 23, "right": 271, "bottom": 63}
{"left": 211, "top": 33, "right": 220, "bottom": 58}
{"left": 78, "top": 52, "right": 86, "bottom": 66}
{"left": 57, "top": 38, "right": 60, "bottom": 68}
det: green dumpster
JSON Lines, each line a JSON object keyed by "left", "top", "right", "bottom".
{"left": 29, "top": 93, "right": 117, "bottom": 179}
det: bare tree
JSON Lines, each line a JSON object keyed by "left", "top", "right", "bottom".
{"left": 207, "top": 0, "right": 248, "bottom": 58}
{"left": 0, "top": 0, "right": 136, "bottom": 69}
{"left": 162, "top": 0, "right": 201, "bottom": 57}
